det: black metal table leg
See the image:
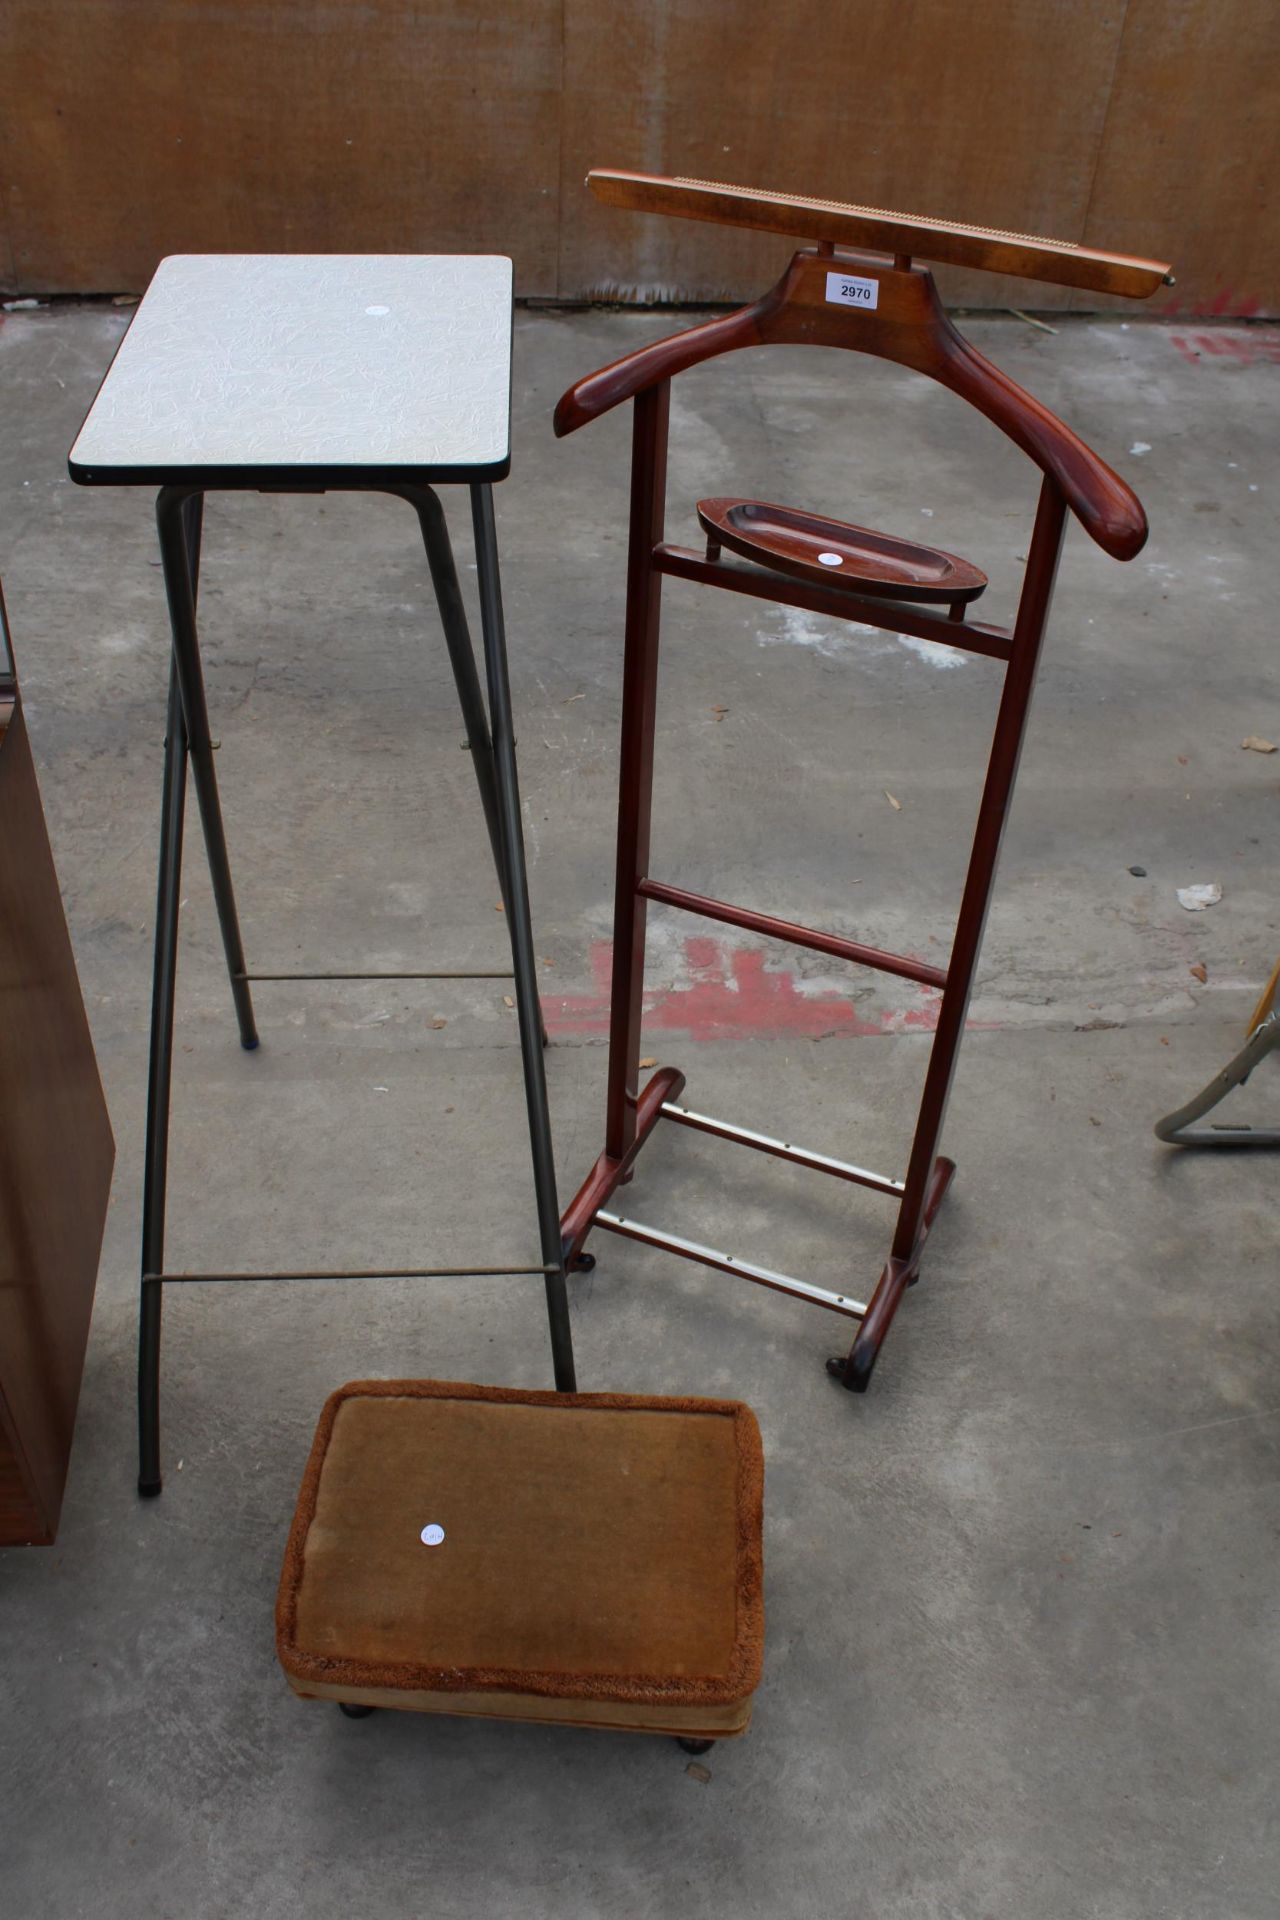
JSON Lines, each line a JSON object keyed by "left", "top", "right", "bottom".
{"left": 141, "top": 490, "right": 259, "bottom": 1495}
{"left": 155, "top": 487, "right": 258, "bottom": 1051}
{"left": 470, "top": 483, "right": 575, "bottom": 1392}
{"left": 405, "top": 485, "right": 548, "bottom": 1049}
{"left": 406, "top": 488, "right": 508, "bottom": 899}
{"left": 139, "top": 496, "right": 211, "bottom": 1494}
{"left": 138, "top": 651, "right": 188, "bottom": 1496}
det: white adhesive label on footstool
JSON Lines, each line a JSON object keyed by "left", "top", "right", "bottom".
{"left": 420, "top": 1523, "right": 446, "bottom": 1546}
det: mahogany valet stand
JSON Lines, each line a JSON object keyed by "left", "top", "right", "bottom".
{"left": 557, "top": 171, "right": 1172, "bottom": 1392}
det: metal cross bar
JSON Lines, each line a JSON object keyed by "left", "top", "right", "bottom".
{"left": 595, "top": 1212, "right": 868, "bottom": 1317}
{"left": 148, "top": 1265, "right": 557, "bottom": 1283}
{"left": 237, "top": 969, "right": 514, "bottom": 982}
{"left": 659, "top": 1101, "right": 905, "bottom": 1196}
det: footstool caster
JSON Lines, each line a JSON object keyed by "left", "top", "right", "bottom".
{"left": 338, "top": 1702, "right": 377, "bottom": 1720}
{"left": 571, "top": 1251, "right": 596, "bottom": 1273}
{"left": 676, "top": 1737, "right": 715, "bottom": 1756}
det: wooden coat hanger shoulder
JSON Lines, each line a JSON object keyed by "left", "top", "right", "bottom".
{"left": 556, "top": 170, "right": 1173, "bottom": 561}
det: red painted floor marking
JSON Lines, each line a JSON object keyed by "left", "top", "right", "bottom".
{"left": 544, "top": 935, "right": 945, "bottom": 1041}
{"left": 1170, "top": 328, "right": 1280, "bottom": 368}
{"left": 1163, "top": 291, "right": 1265, "bottom": 323}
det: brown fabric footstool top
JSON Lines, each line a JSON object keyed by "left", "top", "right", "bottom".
{"left": 276, "top": 1379, "right": 765, "bottom": 1738}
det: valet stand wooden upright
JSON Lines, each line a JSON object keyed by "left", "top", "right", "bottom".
{"left": 557, "top": 171, "right": 1173, "bottom": 1392}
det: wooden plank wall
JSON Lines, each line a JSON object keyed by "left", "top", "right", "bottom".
{"left": 0, "top": 1, "right": 564, "bottom": 290}
{"left": 1079, "top": 0, "right": 1280, "bottom": 317}
{"left": 1, "top": 0, "right": 1275, "bottom": 313}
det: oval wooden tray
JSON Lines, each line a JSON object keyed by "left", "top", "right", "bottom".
{"left": 697, "top": 498, "right": 988, "bottom": 605}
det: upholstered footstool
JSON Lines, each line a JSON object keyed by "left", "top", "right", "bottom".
{"left": 276, "top": 1379, "right": 764, "bottom": 1751}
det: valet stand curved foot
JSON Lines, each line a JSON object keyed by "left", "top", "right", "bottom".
{"left": 825, "top": 1155, "right": 956, "bottom": 1391}
{"left": 554, "top": 170, "right": 1164, "bottom": 1395}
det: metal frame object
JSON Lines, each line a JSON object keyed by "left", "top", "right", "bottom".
{"left": 91, "top": 478, "right": 574, "bottom": 1492}
{"left": 555, "top": 175, "right": 1157, "bottom": 1392}
{"left": 1155, "top": 960, "right": 1280, "bottom": 1147}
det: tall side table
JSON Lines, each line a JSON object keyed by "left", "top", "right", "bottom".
{"left": 69, "top": 254, "right": 575, "bottom": 1495}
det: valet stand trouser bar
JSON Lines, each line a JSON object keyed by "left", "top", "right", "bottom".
{"left": 561, "top": 380, "right": 1067, "bottom": 1391}
{"left": 139, "top": 479, "right": 574, "bottom": 1495}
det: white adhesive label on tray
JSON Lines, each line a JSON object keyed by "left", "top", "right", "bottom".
{"left": 826, "top": 271, "right": 879, "bottom": 311}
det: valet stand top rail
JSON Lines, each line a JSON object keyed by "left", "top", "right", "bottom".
{"left": 555, "top": 168, "right": 1162, "bottom": 1392}
{"left": 585, "top": 168, "right": 1174, "bottom": 299}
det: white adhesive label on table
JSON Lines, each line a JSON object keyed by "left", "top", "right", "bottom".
{"left": 825, "top": 271, "right": 879, "bottom": 311}
{"left": 420, "top": 1523, "right": 446, "bottom": 1546}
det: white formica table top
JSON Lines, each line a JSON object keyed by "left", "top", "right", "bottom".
{"left": 69, "top": 255, "right": 513, "bottom": 484}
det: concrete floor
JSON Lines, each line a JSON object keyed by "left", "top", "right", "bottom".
{"left": 1, "top": 300, "right": 1277, "bottom": 1919}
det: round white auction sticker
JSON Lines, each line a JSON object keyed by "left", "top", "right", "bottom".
{"left": 420, "top": 1523, "right": 445, "bottom": 1546}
